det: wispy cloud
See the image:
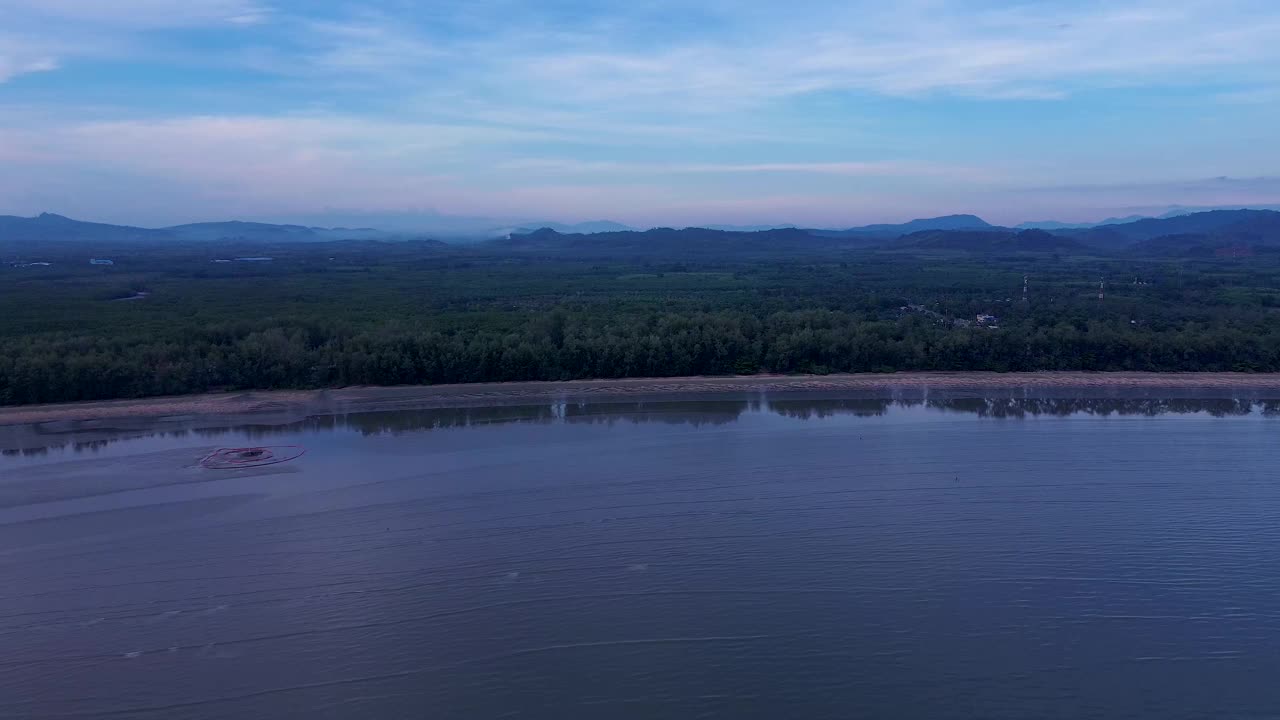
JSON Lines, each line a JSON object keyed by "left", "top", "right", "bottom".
{"left": 1006, "top": 176, "right": 1280, "bottom": 222}
{"left": 9, "top": 0, "right": 1280, "bottom": 98}
{"left": 292, "top": 13, "right": 444, "bottom": 74}
{"left": 1028, "top": 175, "right": 1280, "bottom": 194}
{"left": 488, "top": 0, "right": 1280, "bottom": 105}
{"left": 0, "top": 0, "right": 271, "bottom": 27}
{"left": 0, "top": 114, "right": 578, "bottom": 221}
{"left": 499, "top": 158, "right": 998, "bottom": 181}
{"left": 0, "top": 0, "right": 271, "bottom": 84}
{"left": 1215, "top": 87, "right": 1280, "bottom": 105}
{"left": 2, "top": 1, "right": 1278, "bottom": 225}
{"left": 0, "top": 36, "right": 59, "bottom": 83}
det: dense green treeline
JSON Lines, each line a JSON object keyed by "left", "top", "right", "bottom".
{"left": 3, "top": 311, "right": 1278, "bottom": 406}
{"left": 3, "top": 241, "right": 1280, "bottom": 405}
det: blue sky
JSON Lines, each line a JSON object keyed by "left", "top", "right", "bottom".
{"left": 1, "top": 0, "right": 1278, "bottom": 228}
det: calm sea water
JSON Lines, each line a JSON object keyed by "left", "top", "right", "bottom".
{"left": 2, "top": 395, "right": 1280, "bottom": 719}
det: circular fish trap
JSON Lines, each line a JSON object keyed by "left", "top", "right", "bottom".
{"left": 200, "top": 445, "right": 306, "bottom": 470}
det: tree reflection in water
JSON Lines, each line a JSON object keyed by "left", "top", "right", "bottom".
{"left": 3, "top": 396, "right": 1278, "bottom": 456}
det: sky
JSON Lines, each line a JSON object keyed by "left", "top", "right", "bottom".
{"left": 1, "top": 0, "right": 1279, "bottom": 229}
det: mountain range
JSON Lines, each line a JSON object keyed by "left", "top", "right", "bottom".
{"left": 496, "top": 226, "right": 829, "bottom": 257}
{"left": 1016, "top": 215, "right": 1151, "bottom": 230}
{"left": 4, "top": 209, "right": 1280, "bottom": 258}
{"left": 0, "top": 213, "right": 419, "bottom": 246}
{"left": 499, "top": 209, "right": 1280, "bottom": 257}
{"left": 815, "top": 214, "right": 993, "bottom": 237}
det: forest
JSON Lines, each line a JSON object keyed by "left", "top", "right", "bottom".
{"left": 4, "top": 236, "right": 1280, "bottom": 406}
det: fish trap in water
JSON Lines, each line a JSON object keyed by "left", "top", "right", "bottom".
{"left": 200, "top": 445, "right": 306, "bottom": 470}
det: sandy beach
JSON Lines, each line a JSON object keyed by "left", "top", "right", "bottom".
{"left": 6, "top": 372, "right": 1280, "bottom": 426}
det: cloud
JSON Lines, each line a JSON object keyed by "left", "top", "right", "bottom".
{"left": 1215, "top": 87, "right": 1280, "bottom": 105}
{"left": 499, "top": 158, "right": 996, "bottom": 181}
{"left": 2, "top": 1, "right": 1278, "bottom": 226}
{"left": 501, "top": 0, "right": 1280, "bottom": 105}
{"left": 1030, "top": 175, "right": 1280, "bottom": 195}
{"left": 0, "top": 0, "right": 269, "bottom": 84}
{"left": 0, "top": 0, "right": 271, "bottom": 27}
{"left": 0, "top": 38, "right": 59, "bottom": 83}
{"left": 0, "top": 114, "right": 577, "bottom": 221}
{"left": 1009, "top": 176, "right": 1280, "bottom": 222}
{"left": 307, "top": 17, "right": 442, "bottom": 71}
{"left": 9, "top": 0, "right": 1280, "bottom": 101}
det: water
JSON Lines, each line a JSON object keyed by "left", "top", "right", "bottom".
{"left": 3, "top": 394, "right": 1280, "bottom": 719}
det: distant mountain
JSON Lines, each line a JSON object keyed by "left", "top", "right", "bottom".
{"left": 858, "top": 214, "right": 994, "bottom": 233}
{"left": 1017, "top": 215, "right": 1150, "bottom": 230}
{"left": 1126, "top": 234, "right": 1232, "bottom": 257}
{"left": 814, "top": 214, "right": 994, "bottom": 238}
{"left": 0, "top": 213, "right": 170, "bottom": 244}
{"left": 1122, "top": 212, "right": 1280, "bottom": 257}
{"left": 10, "top": 208, "right": 1278, "bottom": 257}
{"left": 505, "top": 220, "right": 637, "bottom": 235}
{"left": 891, "top": 229, "right": 1089, "bottom": 253}
{"left": 1070, "top": 209, "right": 1280, "bottom": 249}
{"left": 699, "top": 224, "right": 798, "bottom": 232}
{"left": 0, "top": 213, "right": 416, "bottom": 247}
{"left": 250, "top": 210, "right": 524, "bottom": 237}
{"left": 496, "top": 226, "right": 848, "bottom": 258}
{"left": 1125, "top": 233, "right": 1280, "bottom": 259}
{"left": 1156, "top": 204, "right": 1280, "bottom": 218}
{"left": 167, "top": 221, "right": 394, "bottom": 243}
{"left": 1021, "top": 206, "right": 1280, "bottom": 233}
{"left": 168, "top": 221, "right": 320, "bottom": 242}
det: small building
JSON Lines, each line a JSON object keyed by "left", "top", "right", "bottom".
{"left": 976, "top": 314, "right": 999, "bottom": 326}
{"left": 89, "top": 258, "right": 115, "bottom": 266}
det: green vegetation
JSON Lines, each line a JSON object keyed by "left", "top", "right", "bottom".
{"left": 4, "top": 238, "right": 1280, "bottom": 406}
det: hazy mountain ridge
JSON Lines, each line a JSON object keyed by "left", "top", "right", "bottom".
{"left": 891, "top": 228, "right": 1090, "bottom": 252}
{"left": 504, "top": 221, "right": 637, "bottom": 235}
{"left": 168, "top": 222, "right": 396, "bottom": 242}
{"left": 1123, "top": 213, "right": 1280, "bottom": 257}
{"left": 0, "top": 213, "right": 421, "bottom": 246}
{"left": 812, "top": 214, "right": 994, "bottom": 238}
{"left": 497, "top": 226, "right": 849, "bottom": 258}
{"left": 502, "top": 211, "right": 1280, "bottom": 257}
{"left": 0, "top": 213, "right": 170, "bottom": 244}
{"left": 1067, "top": 209, "right": 1280, "bottom": 249}
{"left": 4, "top": 209, "right": 1280, "bottom": 257}
{"left": 1017, "top": 215, "right": 1150, "bottom": 230}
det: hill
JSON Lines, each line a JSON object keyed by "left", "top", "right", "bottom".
{"left": 810, "top": 214, "right": 994, "bottom": 240}
{"left": 0, "top": 213, "right": 414, "bottom": 248}
{"left": 504, "top": 220, "right": 637, "bottom": 235}
{"left": 496, "top": 226, "right": 849, "bottom": 258}
{"left": 167, "top": 221, "right": 322, "bottom": 242}
{"left": 700, "top": 224, "right": 798, "bottom": 232}
{"left": 855, "top": 214, "right": 993, "bottom": 234}
{"left": 890, "top": 228, "right": 1090, "bottom": 253}
{"left": 1069, "top": 209, "right": 1280, "bottom": 249}
{"left": 0, "top": 213, "right": 171, "bottom": 245}
{"left": 167, "top": 221, "right": 396, "bottom": 243}
{"left": 1124, "top": 217, "right": 1280, "bottom": 258}
{"left": 1017, "top": 215, "right": 1149, "bottom": 230}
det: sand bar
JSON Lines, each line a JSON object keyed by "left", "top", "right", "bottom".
{"left": 6, "top": 372, "right": 1280, "bottom": 427}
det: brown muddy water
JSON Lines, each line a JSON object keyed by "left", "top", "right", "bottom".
{"left": 2, "top": 392, "right": 1280, "bottom": 719}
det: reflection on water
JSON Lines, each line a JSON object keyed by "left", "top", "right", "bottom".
{"left": 4, "top": 396, "right": 1279, "bottom": 456}
{"left": 5, "top": 392, "right": 1280, "bottom": 719}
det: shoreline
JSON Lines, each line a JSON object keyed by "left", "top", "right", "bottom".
{"left": 6, "top": 372, "right": 1280, "bottom": 426}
